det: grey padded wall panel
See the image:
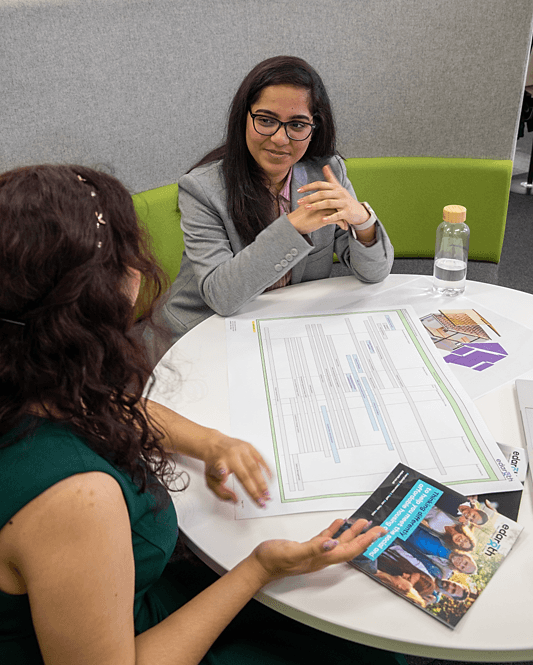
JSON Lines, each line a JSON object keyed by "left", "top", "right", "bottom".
{"left": 1, "top": 0, "right": 533, "bottom": 193}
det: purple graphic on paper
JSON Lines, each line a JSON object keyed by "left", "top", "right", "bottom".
{"left": 444, "top": 342, "right": 508, "bottom": 371}
{"left": 452, "top": 346, "right": 473, "bottom": 356}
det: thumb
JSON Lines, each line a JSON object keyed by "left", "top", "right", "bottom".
{"left": 321, "top": 537, "right": 340, "bottom": 552}
{"left": 207, "top": 464, "right": 228, "bottom": 480}
{"left": 307, "top": 536, "right": 339, "bottom": 554}
{"left": 293, "top": 537, "right": 340, "bottom": 566}
{"left": 206, "top": 473, "right": 237, "bottom": 502}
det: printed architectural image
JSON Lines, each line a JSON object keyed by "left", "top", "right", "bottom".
{"left": 420, "top": 309, "right": 507, "bottom": 371}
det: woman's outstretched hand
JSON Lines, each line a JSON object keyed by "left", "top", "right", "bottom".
{"left": 204, "top": 433, "right": 273, "bottom": 508}
{"left": 248, "top": 518, "right": 387, "bottom": 585}
{"left": 294, "top": 164, "right": 371, "bottom": 232}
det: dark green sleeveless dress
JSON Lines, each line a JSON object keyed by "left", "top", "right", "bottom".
{"left": 0, "top": 417, "right": 404, "bottom": 665}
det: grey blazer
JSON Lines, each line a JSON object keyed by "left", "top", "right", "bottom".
{"left": 162, "top": 155, "right": 394, "bottom": 340}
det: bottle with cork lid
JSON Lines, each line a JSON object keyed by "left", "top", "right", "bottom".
{"left": 432, "top": 205, "right": 469, "bottom": 296}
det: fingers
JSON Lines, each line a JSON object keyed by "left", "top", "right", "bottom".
{"left": 336, "top": 518, "right": 371, "bottom": 540}
{"left": 205, "top": 468, "right": 238, "bottom": 503}
{"left": 317, "top": 517, "right": 368, "bottom": 541}
{"left": 296, "top": 165, "right": 340, "bottom": 196}
{"left": 302, "top": 197, "right": 341, "bottom": 211}
{"left": 255, "top": 519, "right": 387, "bottom": 581}
{"left": 287, "top": 205, "right": 340, "bottom": 233}
{"left": 296, "top": 181, "right": 335, "bottom": 197}
{"left": 231, "top": 454, "right": 272, "bottom": 502}
{"left": 208, "top": 481, "right": 238, "bottom": 503}
{"left": 319, "top": 210, "right": 348, "bottom": 225}
{"left": 296, "top": 174, "right": 358, "bottom": 229}
{"left": 302, "top": 523, "right": 384, "bottom": 567}
{"left": 297, "top": 188, "right": 342, "bottom": 207}
{"left": 316, "top": 518, "right": 383, "bottom": 546}
{"left": 206, "top": 443, "right": 273, "bottom": 508}
{"left": 317, "top": 520, "right": 387, "bottom": 562}
{"left": 322, "top": 164, "right": 341, "bottom": 185}
{"left": 317, "top": 517, "right": 347, "bottom": 539}
{"left": 343, "top": 523, "right": 387, "bottom": 556}
{"left": 301, "top": 200, "right": 353, "bottom": 229}
{"left": 254, "top": 451, "right": 273, "bottom": 479}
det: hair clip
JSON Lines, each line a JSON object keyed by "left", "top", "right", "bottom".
{"left": 0, "top": 317, "right": 26, "bottom": 326}
{"left": 76, "top": 173, "right": 107, "bottom": 249}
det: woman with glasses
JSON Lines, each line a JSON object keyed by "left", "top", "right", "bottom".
{"left": 159, "top": 55, "right": 394, "bottom": 347}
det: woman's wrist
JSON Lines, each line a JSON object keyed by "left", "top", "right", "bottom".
{"left": 351, "top": 222, "right": 377, "bottom": 244}
{"left": 237, "top": 553, "right": 274, "bottom": 589}
{"left": 286, "top": 206, "right": 308, "bottom": 234}
{"left": 199, "top": 427, "right": 230, "bottom": 463}
{"left": 350, "top": 201, "right": 377, "bottom": 240}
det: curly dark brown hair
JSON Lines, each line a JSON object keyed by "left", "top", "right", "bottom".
{"left": 0, "top": 164, "right": 181, "bottom": 497}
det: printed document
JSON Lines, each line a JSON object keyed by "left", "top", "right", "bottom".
{"left": 226, "top": 306, "right": 521, "bottom": 519}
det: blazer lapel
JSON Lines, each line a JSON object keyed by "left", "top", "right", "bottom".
{"left": 290, "top": 163, "right": 310, "bottom": 284}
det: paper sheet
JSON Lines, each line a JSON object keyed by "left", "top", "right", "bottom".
{"left": 346, "top": 276, "right": 533, "bottom": 400}
{"left": 226, "top": 305, "right": 522, "bottom": 519}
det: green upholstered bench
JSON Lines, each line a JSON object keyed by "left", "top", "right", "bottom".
{"left": 132, "top": 183, "right": 183, "bottom": 284}
{"left": 344, "top": 157, "right": 513, "bottom": 263}
{"left": 132, "top": 183, "right": 183, "bottom": 318}
{"left": 131, "top": 158, "right": 513, "bottom": 314}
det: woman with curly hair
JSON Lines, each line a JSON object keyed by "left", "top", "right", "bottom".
{"left": 0, "top": 165, "right": 400, "bottom": 665}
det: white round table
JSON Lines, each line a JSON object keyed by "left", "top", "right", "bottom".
{"left": 150, "top": 275, "right": 533, "bottom": 661}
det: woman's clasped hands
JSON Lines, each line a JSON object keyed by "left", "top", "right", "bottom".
{"left": 288, "top": 164, "right": 371, "bottom": 234}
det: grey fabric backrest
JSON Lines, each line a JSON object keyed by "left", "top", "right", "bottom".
{"left": 1, "top": 0, "right": 532, "bottom": 193}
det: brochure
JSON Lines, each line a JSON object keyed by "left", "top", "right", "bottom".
{"left": 495, "top": 441, "right": 528, "bottom": 484}
{"left": 335, "top": 463, "right": 523, "bottom": 628}
{"left": 473, "top": 442, "right": 528, "bottom": 522}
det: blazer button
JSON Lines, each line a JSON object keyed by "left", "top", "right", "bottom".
{"left": 285, "top": 253, "right": 293, "bottom": 261}
{"left": 280, "top": 259, "right": 288, "bottom": 267}
{"left": 290, "top": 248, "right": 298, "bottom": 256}
{"left": 275, "top": 263, "right": 282, "bottom": 272}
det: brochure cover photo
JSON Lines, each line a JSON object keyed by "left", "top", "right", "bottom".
{"left": 336, "top": 464, "right": 523, "bottom": 628}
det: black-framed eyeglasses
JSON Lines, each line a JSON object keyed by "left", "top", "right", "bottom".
{"left": 249, "top": 112, "right": 315, "bottom": 141}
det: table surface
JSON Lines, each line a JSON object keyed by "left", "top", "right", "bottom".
{"left": 150, "top": 275, "right": 533, "bottom": 662}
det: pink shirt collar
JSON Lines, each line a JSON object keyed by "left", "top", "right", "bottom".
{"left": 278, "top": 168, "right": 292, "bottom": 213}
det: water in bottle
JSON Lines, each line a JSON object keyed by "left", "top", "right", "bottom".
{"left": 432, "top": 205, "right": 469, "bottom": 296}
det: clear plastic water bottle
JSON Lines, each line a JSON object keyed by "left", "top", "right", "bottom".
{"left": 432, "top": 205, "right": 469, "bottom": 296}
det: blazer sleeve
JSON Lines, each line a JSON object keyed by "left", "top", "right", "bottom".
{"left": 329, "top": 155, "right": 394, "bottom": 283}
{"left": 178, "top": 168, "right": 312, "bottom": 317}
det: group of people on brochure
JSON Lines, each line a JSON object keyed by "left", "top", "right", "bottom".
{"left": 355, "top": 495, "right": 491, "bottom": 611}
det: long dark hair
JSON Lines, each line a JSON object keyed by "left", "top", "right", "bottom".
{"left": 0, "top": 164, "right": 180, "bottom": 497}
{"left": 441, "top": 524, "right": 476, "bottom": 552}
{"left": 192, "top": 55, "right": 337, "bottom": 245}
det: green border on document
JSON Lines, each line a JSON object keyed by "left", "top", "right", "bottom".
{"left": 256, "top": 308, "right": 496, "bottom": 505}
